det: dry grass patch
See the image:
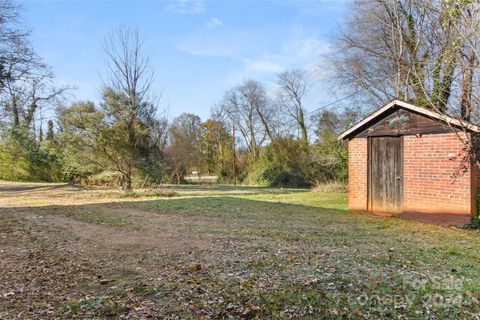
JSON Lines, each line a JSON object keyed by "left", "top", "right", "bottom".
{"left": 0, "top": 182, "right": 479, "bottom": 319}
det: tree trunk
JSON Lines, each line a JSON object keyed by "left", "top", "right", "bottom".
{"left": 249, "top": 130, "right": 257, "bottom": 162}
{"left": 125, "top": 178, "right": 132, "bottom": 190}
{"left": 176, "top": 171, "right": 181, "bottom": 185}
{"left": 438, "top": 55, "right": 457, "bottom": 112}
{"left": 25, "top": 101, "right": 38, "bottom": 128}
{"left": 298, "top": 107, "right": 308, "bottom": 146}
{"left": 256, "top": 106, "right": 274, "bottom": 141}
{"left": 12, "top": 96, "right": 19, "bottom": 128}
{"left": 460, "top": 53, "right": 475, "bottom": 121}
{"left": 125, "top": 167, "right": 132, "bottom": 190}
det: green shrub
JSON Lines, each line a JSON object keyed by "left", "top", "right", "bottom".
{"left": 0, "top": 130, "right": 64, "bottom": 182}
{"left": 464, "top": 192, "right": 480, "bottom": 229}
{"left": 462, "top": 218, "right": 480, "bottom": 229}
{"left": 248, "top": 137, "right": 310, "bottom": 188}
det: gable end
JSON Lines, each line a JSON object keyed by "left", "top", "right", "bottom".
{"left": 338, "top": 100, "right": 480, "bottom": 140}
{"left": 355, "top": 106, "right": 456, "bottom": 138}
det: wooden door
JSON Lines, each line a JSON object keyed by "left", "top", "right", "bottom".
{"left": 369, "top": 136, "right": 403, "bottom": 213}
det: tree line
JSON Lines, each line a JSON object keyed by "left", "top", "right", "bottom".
{"left": 331, "top": 0, "right": 480, "bottom": 119}
{"left": 1, "top": 0, "right": 479, "bottom": 189}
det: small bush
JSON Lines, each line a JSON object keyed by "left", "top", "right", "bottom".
{"left": 462, "top": 218, "right": 480, "bottom": 229}
{"left": 82, "top": 171, "right": 123, "bottom": 187}
{"left": 313, "top": 181, "right": 347, "bottom": 193}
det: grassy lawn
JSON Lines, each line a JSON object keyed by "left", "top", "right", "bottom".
{"left": 0, "top": 182, "right": 479, "bottom": 319}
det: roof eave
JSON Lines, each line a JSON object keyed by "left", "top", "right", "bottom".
{"left": 338, "top": 99, "right": 480, "bottom": 140}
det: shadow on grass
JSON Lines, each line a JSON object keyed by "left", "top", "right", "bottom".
{"left": 0, "top": 184, "right": 298, "bottom": 200}
{"left": 154, "top": 184, "right": 286, "bottom": 190}
{"left": 169, "top": 190, "right": 319, "bottom": 198}
{"left": 155, "top": 184, "right": 311, "bottom": 193}
{"left": 0, "top": 183, "right": 77, "bottom": 194}
{"left": 0, "top": 181, "right": 462, "bottom": 228}
{"left": 0, "top": 193, "right": 380, "bottom": 235}
{"left": 134, "top": 195, "right": 346, "bottom": 217}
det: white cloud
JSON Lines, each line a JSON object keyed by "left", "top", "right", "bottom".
{"left": 243, "top": 58, "right": 284, "bottom": 74}
{"left": 175, "top": 27, "right": 331, "bottom": 86}
{"left": 206, "top": 17, "right": 223, "bottom": 29}
{"left": 165, "top": 0, "right": 205, "bottom": 14}
{"left": 176, "top": 39, "right": 236, "bottom": 57}
{"left": 231, "top": 37, "right": 331, "bottom": 83}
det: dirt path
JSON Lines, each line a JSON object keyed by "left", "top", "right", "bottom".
{"left": 0, "top": 185, "right": 224, "bottom": 318}
{"left": 4, "top": 204, "right": 219, "bottom": 255}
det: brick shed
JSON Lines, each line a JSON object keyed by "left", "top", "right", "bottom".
{"left": 339, "top": 100, "right": 480, "bottom": 219}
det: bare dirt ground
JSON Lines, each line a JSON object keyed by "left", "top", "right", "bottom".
{"left": 0, "top": 182, "right": 479, "bottom": 319}
{"left": 0, "top": 184, "right": 225, "bottom": 319}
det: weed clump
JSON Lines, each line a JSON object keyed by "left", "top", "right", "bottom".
{"left": 462, "top": 218, "right": 480, "bottom": 229}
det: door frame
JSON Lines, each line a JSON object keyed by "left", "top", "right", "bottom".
{"left": 367, "top": 135, "right": 404, "bottom": 213}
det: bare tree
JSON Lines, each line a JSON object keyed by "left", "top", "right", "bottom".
{"left": 103, "top": 26, "right": 156, "bottom": 147}
{"left": 0, "top": 0, "right": 31, "bottom": 93}
{"left": 328, "top": 0, "right": 480, "bottom": 114}
{"left": 241, "top": 80, "right": 276, "bottom": 142}
{"left": 101, "top": 26, "right": 161, "bottom": 190}
{"left": 215, "top": 80, "right": 273, "bottom": 162}
{"left": 4, "top": 65, "right": 68, "bottom": 131}
{"left": 167, "top": 113, "right": 201, "bottom": 184}
{"left": 0, "top": 0, "right": 68, "bottom": 134}
{"left": 276, "top": 69, "right": 309, "bottom": 145}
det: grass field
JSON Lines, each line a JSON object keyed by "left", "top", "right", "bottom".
{"left": 0, "top": 182, "right": 479, "bottom": 319}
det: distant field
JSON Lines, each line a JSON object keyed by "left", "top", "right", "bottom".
{"left": 0, "top": 182, "right": 479, "bottom": 319}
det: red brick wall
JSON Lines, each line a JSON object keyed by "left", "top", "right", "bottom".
{"left": 403, "top": 132, "right": 473, "bottom": 215}
{"left": 348, "top": 138, "right": 368, "bottom": 210}
{"left": 347, "top": 133, "right": 475, "bottom": 215}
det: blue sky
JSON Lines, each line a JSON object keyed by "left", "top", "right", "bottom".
{"left": 23, "top": 0, "right": 349, "bottom": 120}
